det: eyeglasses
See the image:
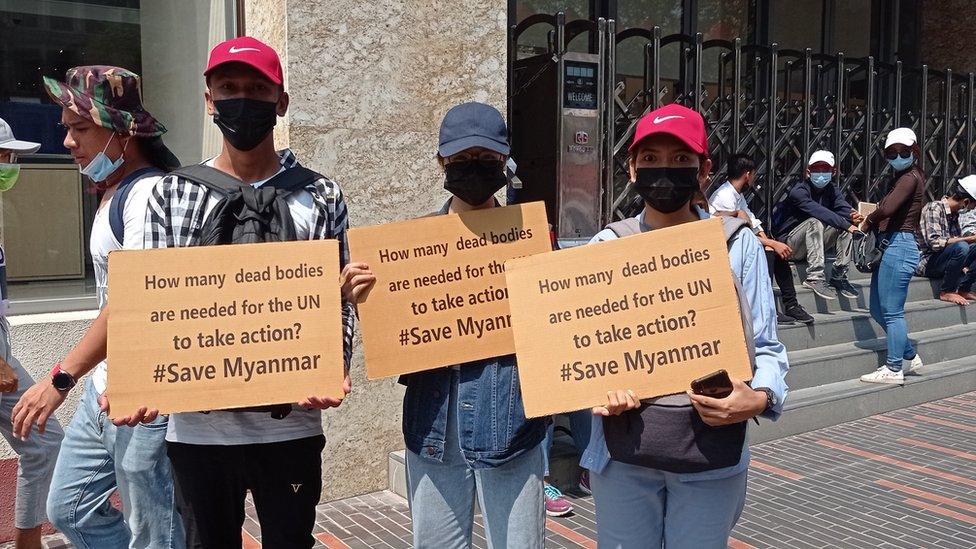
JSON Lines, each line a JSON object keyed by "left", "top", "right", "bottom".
{"left": 444, "top": 152, "right": 504, "bottom": 167}
{"left": 884, "top": 150, "right": 912, "bottom": 161}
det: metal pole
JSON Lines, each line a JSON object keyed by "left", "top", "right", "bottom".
{"left": 921, "top": 65, "right": 929, "bottom": 170}
{"left": 732, "top": 38, "right": 741, "bottom": 150}
{"left": 968, "top": 73, "right": 974, "bottom": 174}
{"left": 802, "top": 48, "right": 812, "bottom": 163}
{"left": 694, "top": 33, "right": 703, "bottom": 112}
{"left": 865, "top": 57, "right": 875, "bottom": 201}
{"left": 835, "top": 53, "right": 845, "bottom": 189}
{"left": 944, "top": 69, "right": 953, "bottom": 194}
{"left": 652, "top": 26, "right": 662, "bottom": 109}
{"left": 555, "top": 12, "right": 566, "bottom": 228}
{"left": 604, "top": 19, "right": 616, "bottom": 226}
{"left": 766, "top": 44, "right": 778, "bottom": 230}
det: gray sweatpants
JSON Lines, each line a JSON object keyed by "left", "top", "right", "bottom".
{"left": 786, "top": 217, "right": 854, "bottom": 282}
{"left": 0, "top": 318, "right": 63, "bottom": 529}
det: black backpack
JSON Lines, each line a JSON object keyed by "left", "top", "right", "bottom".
{"left": 109, "top": 167, "right": 166, "bottom": 246}
{"left": 171, "top": 163, "right": 322, "bottom": 246}
{"left": 170, "top": 163, "right": 324, "bottom": 419}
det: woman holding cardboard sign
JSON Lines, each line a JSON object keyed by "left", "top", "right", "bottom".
{"left": 341, "top": 102, "right": 547, "bottom": 549}
{"left": 578, "top": 104, "right": 789, "bottom": 549}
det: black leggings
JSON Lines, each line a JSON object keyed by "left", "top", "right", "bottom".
{"left": 766, "top": 249, "right": 798, "bottom": 309}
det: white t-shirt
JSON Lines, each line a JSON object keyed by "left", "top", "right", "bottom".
{"left": 708, "top": 180, "right": 763, "bottom": 234}
{"left": 90, "top": 174, "right": 162, "bottom": 394}
{"left": 166, "top": 161, "right": 321, "bottom": 445}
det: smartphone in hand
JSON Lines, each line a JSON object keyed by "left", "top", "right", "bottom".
{"left": 690, "top": 369, "right": 734, "bottom": 399}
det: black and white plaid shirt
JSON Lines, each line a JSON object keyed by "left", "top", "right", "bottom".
{"left": 916, "top": 198, "right": 961, "bottom": 275}
{"left": 145, "top": 148, "right": 355, "bottom": 370}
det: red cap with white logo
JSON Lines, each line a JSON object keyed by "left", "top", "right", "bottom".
{"left": 629, "top": 103, "right": 708, "bottom": 157}
{"left": 205, "top": 36, "right": 283, "bottom": 85}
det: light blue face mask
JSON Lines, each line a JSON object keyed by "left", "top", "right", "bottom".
{"left": 887, "top": 153, "right": 914, "bottom": 173}
{"left": 80, "top": 134, "right": 127, "bottom": 183}
{"left": 810, "top": 172, "right": 832, "bottom": 188}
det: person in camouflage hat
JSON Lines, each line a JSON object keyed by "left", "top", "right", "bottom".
{"left": 43, "top": 66, "right": 166, "bottom": 137}
{"left": 13, "top": 65, "right": 185, "bottom": 549}
{"left": 42, "top": 66, "right": 179, "bottom": 175}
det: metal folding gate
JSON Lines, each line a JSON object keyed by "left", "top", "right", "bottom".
{"left": 510, "top": 13, "right": 976, "bottom": 229}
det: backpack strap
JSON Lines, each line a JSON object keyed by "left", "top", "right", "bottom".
{"left": 171, "top": 164, "right": 321, "bottom": 197}
{"left": 110, "top": 167, "right": 165, "bottom": 246}
{"left": 605, "top": 218, "right": 642, "bottom": 238}
{"left": 170, "top": 164, "right": 247, "bottom": 197}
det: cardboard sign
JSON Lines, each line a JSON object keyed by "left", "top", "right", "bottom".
{"left": 858, "top": 201, "right": 878, "bottom": 218}
{"left": 505, "top": 217, "right": 752, "bottom": 418}
{"left": 348, "top": 202, "right": 550, "bottom": 379}
{"left": 106, "top": 240, "right": 344, "bottom": 417}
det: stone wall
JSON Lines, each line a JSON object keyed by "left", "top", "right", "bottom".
{"left": 248, "top": 0, "right": 508, "bottom": 500}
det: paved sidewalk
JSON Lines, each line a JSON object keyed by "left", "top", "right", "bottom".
{"left": 23, "top": 391, "right": 976, "bottom": 548}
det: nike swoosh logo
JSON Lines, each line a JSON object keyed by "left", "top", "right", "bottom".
{"left": 229, "top": 46, "right": 260, "bottom": 54}
{"left": 653, "top": 115, "right": 683, "bottom": 124}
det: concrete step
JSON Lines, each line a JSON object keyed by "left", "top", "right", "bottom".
{"left": 754, "top": 355, "right": 976, "bottom": 443}
{"left": 785, "top": 323, "right": 976, "bottom": 391}
{"left": 778, "top": 298, "right": 971, "bottom": 349}
{"left": 776, "top": 276, "right": 941, "bottom": 314}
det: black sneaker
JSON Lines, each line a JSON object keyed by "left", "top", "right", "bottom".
{"left": 777, "top": 312, "right": 796, "bottom": 325}
{"left": 803, "top": 279, "right": 837, "bottom": 300}
{"left": 829, "top": 278, "right": 859, "bottom": 298}
{"left": 785, "top": 305, "right": 815, "bottom": 325}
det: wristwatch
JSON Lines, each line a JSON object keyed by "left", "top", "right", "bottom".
{"left": 51, "top": 364, "right": 77, "bottom": 392}
{"left": 754, "top": 387, "right": 777, "bottom": 412}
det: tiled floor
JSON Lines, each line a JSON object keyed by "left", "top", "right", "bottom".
{"left": 22, "top": 391, "right": 976, "bottom": 548}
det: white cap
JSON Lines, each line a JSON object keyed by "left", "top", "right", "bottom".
{"left": 0, "top": 118, "right": 40, "bottom": 155}
{"left": 959, "top": 175, "right": 976, "bottom": 199}
{"left": 885, "top": 127, "right": 917, "bottom": 149}
{"left": 808, "top": 150, "right": 835, "bottom": 167}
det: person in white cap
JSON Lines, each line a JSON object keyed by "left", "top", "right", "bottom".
{"left": 0, "top": 118, "right": 65, "bottom": 549}
{"left": 916, "top": 176, "right": 976, "bottom": 304}
{"left": 771, "top": 149, "right": 862, "bottom": 302}
{"left": 859, "top": 127, "right": 927, "bottom": 384}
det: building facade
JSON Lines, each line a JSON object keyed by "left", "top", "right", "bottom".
{"left": 0, "top": 0, "right": 973, "bottom": 539}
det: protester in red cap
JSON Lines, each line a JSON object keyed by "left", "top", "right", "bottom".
{"left": 106, "top": 36, "right": 355, "bottom": 548}
{"left": 578, "top": 103, "right": 789, "bottom": 548}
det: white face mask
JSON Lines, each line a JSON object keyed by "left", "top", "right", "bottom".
{"left": 80, "top": 134, "right": 128, "bottom": 183}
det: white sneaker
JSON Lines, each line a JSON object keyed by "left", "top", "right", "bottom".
{"left": 860, "top": 367, "right": 904, "bottom": 384}
{"left": 905, "top": 355, "right": 923, "bottom": 374}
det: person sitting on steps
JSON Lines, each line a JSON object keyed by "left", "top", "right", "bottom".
{"left": 916, "top": 176, "right": 976, "bottom": 305}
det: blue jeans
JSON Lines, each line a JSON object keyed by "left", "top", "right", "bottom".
{"left": 405, "top": 374, "right": 545, "bottom": 549}
{"left": 542, "top": 410, "right": 591, "bottom": 477}
{"left": 925, "top": 240, "right": 976, "bottom": 293}
{"left": 870, "top": 232, "right": 920, "bottom": 371}
{"left": 0, "top": 320, "right": 63, "bottom": 529}
{"left": 591, "top": 459, "right": 747, "bottom": 548}
{"left": 47, "top": 379, "right": 184, "bottom": 548}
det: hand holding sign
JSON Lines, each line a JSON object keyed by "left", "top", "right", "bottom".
{"left": 347, "top": 202, "right": 550, "bottom": 379}
{"left": 107, "top": 240, "right": 345, "bottom": 418}
{"left": 504, "top": 218, "right": 752, "bottom": 418}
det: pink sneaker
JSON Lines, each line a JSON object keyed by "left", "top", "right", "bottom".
{"left": 578, "top": 470, "right": 592, "bottom": 495}
{"left": 544, "top": 483, "right": 573, "bottom": 516}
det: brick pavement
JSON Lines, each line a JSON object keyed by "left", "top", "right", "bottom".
{"left": 19, "top": 391, "right": 976, "bottom": 548}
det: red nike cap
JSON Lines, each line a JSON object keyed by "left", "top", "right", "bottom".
{"left": 205, "top": 36, "right": 283, "bottom": 85}
{"left": 629, "top": 103, "right": 708, "bottom": 157}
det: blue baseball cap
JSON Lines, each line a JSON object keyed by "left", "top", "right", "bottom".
{"left": 438, "top": 102, "right": 510, "bottom": 157}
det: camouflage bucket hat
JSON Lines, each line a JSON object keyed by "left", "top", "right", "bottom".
{"left": 43, "top": 66, "right": 166, "bottom": 138}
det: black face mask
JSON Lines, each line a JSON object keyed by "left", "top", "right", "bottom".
{"left": 634, "top": 167, "right": 700, "bottom": 213}
{"left": 444, "top": 160, "right": 507, "bottom": 206}
{"left": 213, "top": 98, "right": 278, "bottom": 151}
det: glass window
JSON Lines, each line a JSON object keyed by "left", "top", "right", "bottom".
{"left": 513, "top": 1, "right": 591, "bottom": 59}
{"left": 834, "top": 0, "right": 871, "bottom": 57}
{"left": 770, "top": 0, "right": 823, "bottom": 52}
{"left": 0, "top": 0, "right": 238, "bottom": 313}
{"left": 698, "top": 0, "right": 749, "bottom": 42}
